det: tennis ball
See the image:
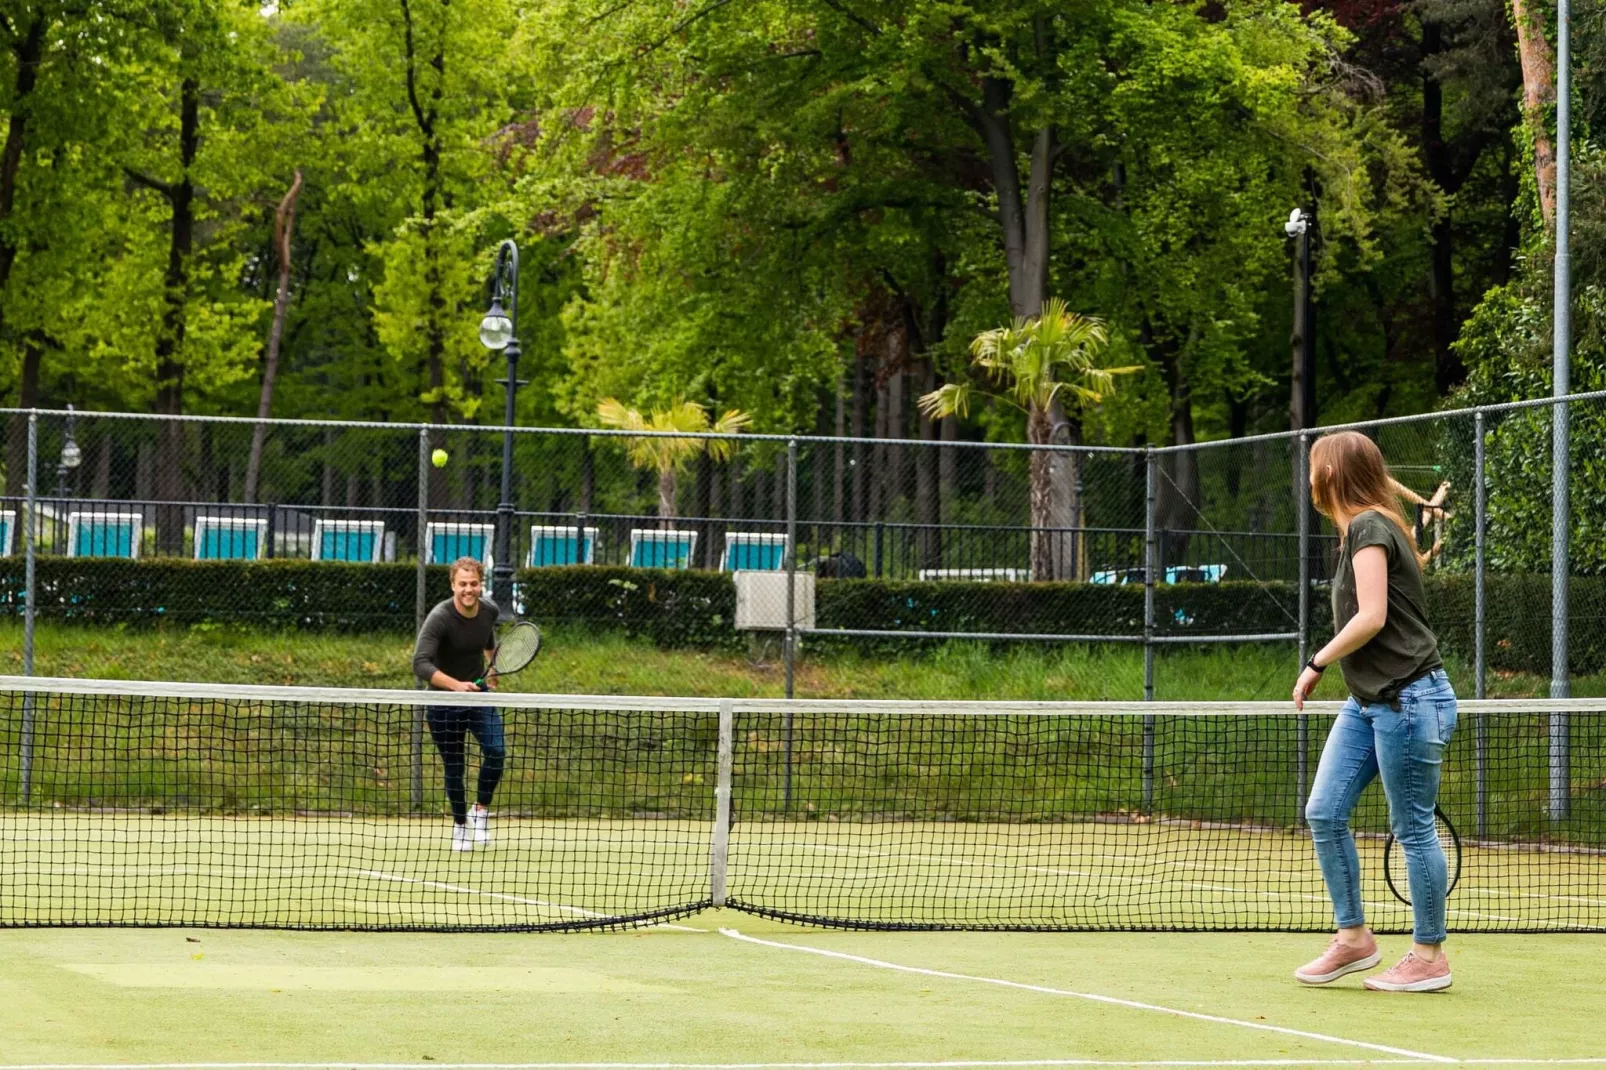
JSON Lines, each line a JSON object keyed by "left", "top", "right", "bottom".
{"left": 431, "top": 448, "right": 449, "bottom": 468}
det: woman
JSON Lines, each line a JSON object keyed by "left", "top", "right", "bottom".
{"left": 1292, "top": 431, "right": 1458, "bottom": 993}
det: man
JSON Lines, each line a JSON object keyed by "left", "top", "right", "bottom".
{"left": 412, "top": 557, "right": 505, "bottom": 852}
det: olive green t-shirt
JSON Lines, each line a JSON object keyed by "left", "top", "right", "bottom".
{"left": 1331, "top": 509, "right": 1442, "bottom": 704}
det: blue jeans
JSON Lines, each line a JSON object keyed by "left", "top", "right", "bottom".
{"left": 1305, "top": 669, "right": 1458, "bottom": 944}
{"left": 425, "top": 705, "right": 507, "bottom": 825}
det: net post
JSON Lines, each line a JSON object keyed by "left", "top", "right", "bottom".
{"left": 1142, "top": 447, "right": 1156, "bottom": 811}
{"left": 20, "top": 412, "right": 37, "bottom": 804}
{"left": 710, "top": 698, "right": 734, "bottom": 908}
{"left": 413, "top": 427, "right": 429, "bottom": 813}
{"left": 1296, "top": 431, "right": 1311, "bottom": 827}
{"left": 1474, "top": 409, "right": 1488, "bottom": 837}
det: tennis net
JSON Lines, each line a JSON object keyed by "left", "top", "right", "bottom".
{"left": 2, "top": 676, "right": 1604, "bottom": 932}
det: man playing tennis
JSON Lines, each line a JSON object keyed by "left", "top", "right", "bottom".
{"left": 412, "top": 557, "right": 505, "bottom": 852}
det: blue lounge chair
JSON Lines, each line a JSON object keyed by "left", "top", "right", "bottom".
{"left": 67, "top": 511, "right": 142, "bottom": 559}
{"left": 0, "top": 510, "right": 12, "bottom": 557}
{"left": 528, "top": 524, "right": 597, "bottom": 566}
{"left": 426, "top": 522, "right": 494, "bottom": 567}
{"left": 629, "top": 528, "right": 697, "bottom": 570}
{"left": 194, "top": 515, "right": 268, "bottom": 560}
{"left": 722, "top": 532, "right": 787, "bottom": 571}
{"left": 311, "top": 519, "right": 385, "bottom": 563}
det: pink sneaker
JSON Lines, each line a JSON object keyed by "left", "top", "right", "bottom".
{"left": 1294, "top": 935, "right": 1381, "bottom": 984}
{"left": 1364, "top": 952, "right": 1451, "bottom": 992}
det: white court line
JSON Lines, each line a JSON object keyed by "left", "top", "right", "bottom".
{"left": 357, "top": 870, "right": 704, "bottom": 932}
{"left": 17, "top": 1057, "right": 1606, "bottom": 1068}
{"left": 717, "top": 928, "right": 1455, "bottom": 1064}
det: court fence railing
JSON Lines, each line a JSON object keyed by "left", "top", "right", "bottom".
{"left": 2, "top": 390, "right": 1605, "bottom": 805}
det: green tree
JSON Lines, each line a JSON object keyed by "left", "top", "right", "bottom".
{"left": 596, "top": 398, "right": 752, "bottom": 519}
{"left": 919, "top": 299, "right": 1134, "bottom": 579}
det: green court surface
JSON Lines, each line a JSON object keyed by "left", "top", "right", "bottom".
{"left": 2, "top": 917, "right": 1604, "bottom": 1069}
{"left": 6, "top": 812, "right": 1606, "bottom": 932}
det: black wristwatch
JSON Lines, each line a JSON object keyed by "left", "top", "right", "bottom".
{"left": 1305, "top": 656, "right": 1325, "bottom": 674}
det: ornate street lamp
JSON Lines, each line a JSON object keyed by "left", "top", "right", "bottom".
{"left": 479, "top": 241, "right": 523, "bottom": 614}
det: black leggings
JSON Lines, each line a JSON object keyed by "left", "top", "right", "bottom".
{"left": 425, "top": 706, "right": 507, "bottom": 825}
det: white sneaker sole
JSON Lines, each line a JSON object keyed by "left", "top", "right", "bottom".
{"left": 1295, "top": 950, "right": 1381, "bottom": 985}
{"left": 1364, "top": 972, "right": 1452, "bottom": 992}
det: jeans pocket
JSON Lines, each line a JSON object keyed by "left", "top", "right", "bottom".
{"left": 1434, "top": 695, "right": 1459, "bottom": 746}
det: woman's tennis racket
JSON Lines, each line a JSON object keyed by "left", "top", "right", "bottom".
{"left": 475, "top": 621, "right": 542, "bottom": 691}
{"left": 1384, "top": 806, "right": 1462, "bottom": 905}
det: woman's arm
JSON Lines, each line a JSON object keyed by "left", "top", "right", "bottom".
{"left": 1293, "top": 545, "right": 1389, "bottom": 708}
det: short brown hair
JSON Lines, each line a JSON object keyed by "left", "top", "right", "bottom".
{"left": 448, "top": 556, "right": 485, "bottom": 584}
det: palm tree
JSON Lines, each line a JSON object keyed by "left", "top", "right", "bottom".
{"left": 918, "top": 298, "right": 1136, "bottom": 581}
{"left": 596, "top": 399, "right": 753, "bottom": 519}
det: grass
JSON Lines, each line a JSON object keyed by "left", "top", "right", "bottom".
{"left": 3, "top": 919, "right": 1606, "bottom": 1067}
{"left": 3, "top": 620, "right": 1602, "bottom": 700}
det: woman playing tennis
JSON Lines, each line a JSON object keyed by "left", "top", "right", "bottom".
{"left": 1292, "top": 431, "right": 1459, "bottom": 993}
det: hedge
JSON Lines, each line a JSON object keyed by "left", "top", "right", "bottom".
{"left": 2, "top": 557, "right": 1602, "bottom": 674}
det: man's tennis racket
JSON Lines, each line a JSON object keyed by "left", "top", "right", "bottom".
{"left": 475, "top": 621, "right": 542, "bottom": 691}
{"left": 1384, "top": 806, "right": 1462, "bottom": 905}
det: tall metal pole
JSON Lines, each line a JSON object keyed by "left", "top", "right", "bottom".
{"left": 413, "top": 428, "right": 429, "bottom": 813}
{"left": 1142, "top": 448, "right": 1156, "bottom": 811}
{"left": 784, "top": 438, "right": 798, "bottom": 701}
{"left": 20, "top": 412, "right": 37, "bottom": 804}
{"left": 1296, "top": 432, "right": 1311, "bottom": 826}
{"left": 1474, "top": 410, "right": 1487, "bottom": 837}
{"left": 1550, "top": 0, "right": 1572, "bottom": 820}
{"left": 783, "top": 439, "right": 798, "bottom": 809}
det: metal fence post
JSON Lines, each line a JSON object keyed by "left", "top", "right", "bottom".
{"left": 1551, "top": 396, "right": 1571, "bottom": 820}
{"left": 1474, "top": 410, "right": 1488, "bottom": 837}
{"left": 783, "top": 441, "right": 798, "bottom": 808}
{"left": 20, "top": 412, "right": 38, "bottom": 805}
{"left": 1142, "top": 447, "right": 1156, "bottom": 812}
{"left": 1296, "top": 432, "right": 1311, "bottom": 827}
{"left": 784, "top": 438, "right": 798, "bottom": 701}
{"left": 412, "top": 428, "right": 428, "bottom": 813}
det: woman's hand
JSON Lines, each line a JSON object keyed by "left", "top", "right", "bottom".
{"left": 1293, "top": 666, "right": 1323, "bottom": 710}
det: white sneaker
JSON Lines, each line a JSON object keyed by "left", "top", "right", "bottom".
{"left": 469, "top": 804, "right": 492, "bottom": 846}
{"left": 451, "top": 824, "right": 474, "bottom": 852}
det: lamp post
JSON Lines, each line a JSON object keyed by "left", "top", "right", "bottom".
{"left": 479, "top": 241, "right": 522, "bottom": 616}
{"left": 55, "top": 403, "right": 81, "bottom": 498}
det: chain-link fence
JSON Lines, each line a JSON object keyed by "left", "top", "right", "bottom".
{"left": 4, "top": 393, "right": 1606, "bottom": 712}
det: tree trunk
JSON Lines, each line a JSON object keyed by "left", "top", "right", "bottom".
{"left": 152, "top": 75, "right": 200, "bottom": 556}
{"left": 4, "top": 333, "right": 41, "bottom": 497}
{"left": 0, "top": 14, "right": 45, "bottom": 496}
{"left": 850, "top": 345, "right": 866, "bottom": 523}
{"left": 402, "top": 0, "right": 451, "bottom": 501}
{"left": 915, "top": 357, "right": 939, "bottom": 570}
{"left": 0, "top": 12, "right": 45, "bottom": 350}
{"left": 832, "top": 372, "right": 845, "bottom": 527}
{"left": 658, "top": 466, "right": 676, "bottom": 521}
{"left": 1511, "top": 0, "right": 1557, "bottom": 229}
{"left": 1151, "top": 329, "right": 1199, "bottom": 569}
{"left": 244, "top": 170, "right": 304, "bottom": 504}
{"left": 1026, "top": 403, "right": 1055, "bottom": 581}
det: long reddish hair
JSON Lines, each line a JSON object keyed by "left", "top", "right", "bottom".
{"left": 1309, "top": 431, "right": 1424, "bottom": 563}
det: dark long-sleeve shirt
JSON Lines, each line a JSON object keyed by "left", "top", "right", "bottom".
{"left": 413, "top": 598, "right": 500, "bottom": 688}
